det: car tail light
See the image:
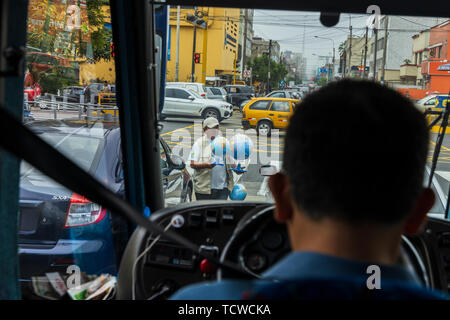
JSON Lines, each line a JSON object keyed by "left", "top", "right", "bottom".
{"left": 201, "top": 93, "right": 206, "bottom": 98}
{"left": 64, "top": 193, "right": 106, "bottom": 228}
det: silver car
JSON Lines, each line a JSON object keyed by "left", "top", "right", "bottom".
{"left": 206, "top": 87, "right": 227, "bottom": 101}
{"left": 161, "top": 87, "right": 233, "bottom": 121}
{"left": 266, "top": 90, "right": 302, "bottom": 100}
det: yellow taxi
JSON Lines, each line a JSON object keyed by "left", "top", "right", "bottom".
{"left": 241, "top": 97, "right": 300, "bottom": 136}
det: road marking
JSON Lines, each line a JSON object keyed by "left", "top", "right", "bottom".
{"left": 429, "top": 140, "right": 450, "bottom": 152}
{"left": 160, "top": 123, "right": 200, "bottom": 137}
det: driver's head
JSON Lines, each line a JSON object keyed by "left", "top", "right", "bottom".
{"left": 269, "top": 80, "right": 435, "bottom": 263}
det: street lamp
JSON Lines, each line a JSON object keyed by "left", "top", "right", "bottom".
{"left": 314, "top": 36, "right": 335, "bottom": 79}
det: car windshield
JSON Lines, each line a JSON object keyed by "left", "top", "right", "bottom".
{"left": 17, "top": 0, "right": 450, "bottom": 298}
{"left": 417, "top": 96, "right": 435, "bottom": 104}
{"left": 156, "top": 7, "right": 450, "bottom": 214}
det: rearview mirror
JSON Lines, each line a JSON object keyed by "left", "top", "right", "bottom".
{"left": 259, "top": 165, "right": 278, "bottom": 176}
{"left": 188, "top": 96, "right": 195, "bottom": 100}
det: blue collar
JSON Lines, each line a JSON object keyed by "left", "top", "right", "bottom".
{"left": 261, "top": 251, "right": 420, "bottom": 284}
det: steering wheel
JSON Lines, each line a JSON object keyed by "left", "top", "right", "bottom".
{"left": 218, "top": 206, "right": 430, "bottom": 287}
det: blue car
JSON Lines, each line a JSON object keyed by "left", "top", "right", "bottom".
{"left": 18, "top": 119, "right": 193, "bottom": 280}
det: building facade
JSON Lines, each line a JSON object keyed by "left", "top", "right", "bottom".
{"left": 166, "top": 7, "right": 241, "bottom": 83}
{"left": 421, "top": 20, "right": 450, "bottom": 93}
{"left": 368, "top": 15, "right": 446, "bottom": 83}
{"left": 251, "top": 37, "right": 281, "bottom": 63}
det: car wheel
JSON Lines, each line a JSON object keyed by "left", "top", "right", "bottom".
{"left": 38, "top": 101, "right": 48, "bottom": 109}
{"left": 257, "top": 120, "right": 272, "bottom": 137}
{"left": 203, "top": 108, "right": 220, "bottom": 120}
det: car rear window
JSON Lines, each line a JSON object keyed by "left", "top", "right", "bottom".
{"left": 210, "top": 88, "right": 222, "bottom": 95}
{"left": 21, "top": 129, "right": 104, "bottom": 174}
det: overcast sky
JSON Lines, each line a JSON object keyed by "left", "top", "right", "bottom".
{"left": 252, "top": 10, "right": 372, "bottom": 78}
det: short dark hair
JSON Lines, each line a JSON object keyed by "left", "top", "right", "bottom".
{"left": 283, "top": 80, "right": 429, "bottom": 224}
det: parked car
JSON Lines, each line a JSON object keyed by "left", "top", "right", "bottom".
{"left": 166, "top": 82, "right": 208, "bottom": 98}
{"left": 18, "top": 119, "right": 193, "bottom": 279}
{"left": 241, "top": 97, "right": 299, "bottom": 136}
{"left": 223, "top": 84, "right": 255, "bottom": 107}
{"left": 206, "top": 86, "right": 227, "bottom": 101}
{"left": 266, "top": 90, "right": 302, "bottom": 100}
{"left": 415, "top": 94, "right": 449, "bottom": 112}
{"left": 238, "top": 90, "right": 302, "bottom": 112}
{"left": 35, "top": 86, "right": 85, "bottom": 110}
{"left": 161, "top": 87, "right": 233, "bottom": 121}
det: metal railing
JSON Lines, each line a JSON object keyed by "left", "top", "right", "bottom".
{"left": 23, "top": 96, "right": 119, "bottom": 122}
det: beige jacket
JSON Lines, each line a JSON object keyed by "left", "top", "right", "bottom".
{"left": 191, "top": 135, "right": 235, "bottom": 195}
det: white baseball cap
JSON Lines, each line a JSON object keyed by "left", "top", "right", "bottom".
{"left": 202, "top": 117, "right": 219, "bottom": 129}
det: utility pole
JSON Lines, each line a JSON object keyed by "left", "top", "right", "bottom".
{"left": 175, "top": 6, "right": 180, "bottom": 82}
{"left": 363, "top": 26, "right": 368, "bottom": 79}
{"left": 233, "top": 51, "right": 237, "bottom": 84}
{"left": 373, "top": 27, "right": 378, "bottom": 80}
{"left": 348, "top": 15, "right": 352, "bottom": 77}
{"left": 360, "top": 50, "right": 364, "bottom": 78}
{"left": 201, "top": 9, "right": 209, "bottom": 84}
{"left": 242, "top": 9, "right": 248, "bottom": 83}
{"left": 267, "top": 40, "right": 272, "bottom": 93}
{"left": 191, "top": 7, "right": 197, "bottom": 82}
{"left": 380, "top": 16, "right": 389, "bottom": 84}
{"left": 302, "top": 25, "right": 306, "bottom": 82}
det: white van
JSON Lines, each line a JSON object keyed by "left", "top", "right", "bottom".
{"left": 166, "top": 82, "right": 208, "bottom": 98}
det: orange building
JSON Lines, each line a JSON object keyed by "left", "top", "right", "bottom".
{"left": 421, "top": 20, "right": 450, "bottom": 93}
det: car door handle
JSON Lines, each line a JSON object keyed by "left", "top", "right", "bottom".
{"left": 269, "top": 113, "right": 274, "bottom": 116}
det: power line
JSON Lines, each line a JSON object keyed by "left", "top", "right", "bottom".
{"left": 169, "top": 16, "right": 449, "bottom": 33}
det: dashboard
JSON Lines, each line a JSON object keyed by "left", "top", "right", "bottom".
{"left": 116, "top": 201, "right": 450, "bottom": 300}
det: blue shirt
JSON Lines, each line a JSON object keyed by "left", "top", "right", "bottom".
{"left": 170, "top": 251, "right": 449, "bottom": 300}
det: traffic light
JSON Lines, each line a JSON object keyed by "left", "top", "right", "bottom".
{"left": 110, "top": 42, "right": 115, "bottom": 57}
{"left": 186, "top": 14, "right": 196, "bottom": 23}
{"left": 194, "top": 53, "right": 200, "bottom": 64}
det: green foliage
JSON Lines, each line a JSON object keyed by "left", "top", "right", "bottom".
{"left": 87, "top": 0, "right": 112, "bottom": 61}
{"left": 316, "top": 77, "right": 327, "bottom": 86}
{"left": 247, "top": 55, "right": 288, "bottom": 89}
{"left": 338, "top": 41, "right": 346, "bottom": 57}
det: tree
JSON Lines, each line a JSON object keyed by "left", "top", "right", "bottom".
{"left": 247, "top": 55, "right": 288, "bottom": 90}
{"left": 86, "top": 0, "right": 113, "bottom": 61}
{"left": 338, "top": 41, "right": 346, "bottom": 57}
{"left": 26, "top": 0, "right": 112, "bottom": 61}
{"left": 316, "top": 77, "right": 327, "bottom": 86}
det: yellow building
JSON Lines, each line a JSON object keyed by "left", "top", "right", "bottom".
{"left": 166, "top": 7, "right": 240, "bottom": 83}
{"left": 78, "top": 5, "right": 116, "bottom": 85}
